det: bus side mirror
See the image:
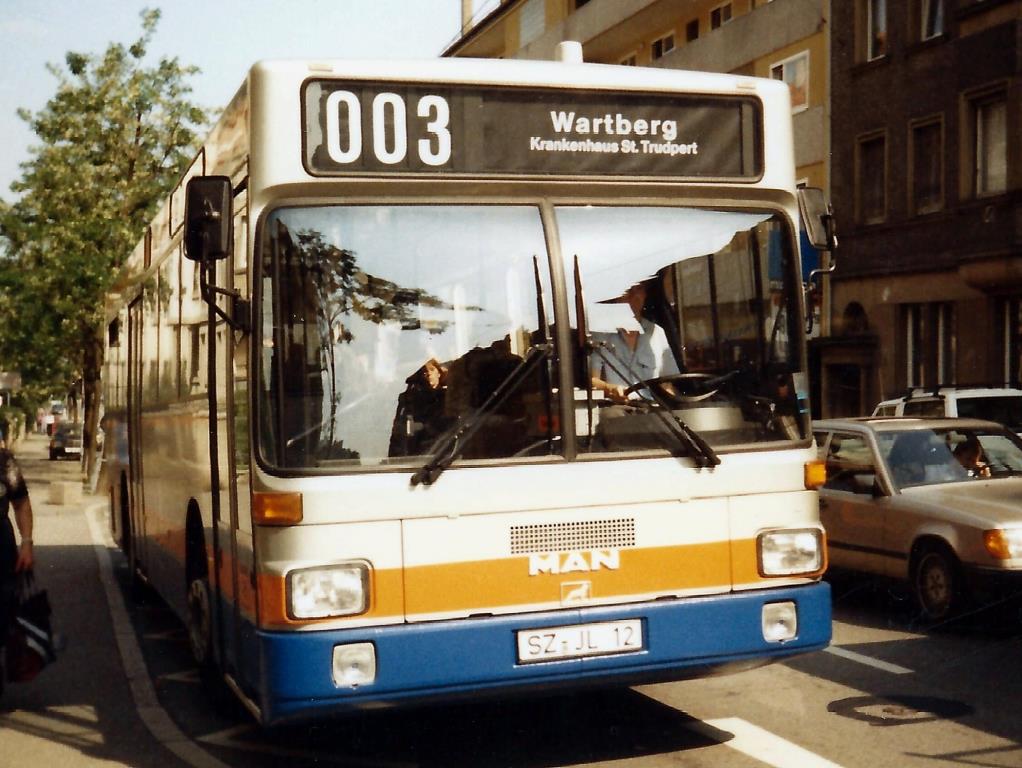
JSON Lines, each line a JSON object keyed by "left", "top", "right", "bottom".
{"left": 797, "top": 187, "right": 837, "bottom": 253}
{"left": 184, "top": 176, "right": 234, "bottom": 262}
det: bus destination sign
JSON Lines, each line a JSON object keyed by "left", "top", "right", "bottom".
{"left": 303, "top": 81, "right": 762, "bottom": 180}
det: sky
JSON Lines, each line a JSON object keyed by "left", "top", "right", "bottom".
{"left": 0, "top": 0, "right": 486, "bottom": 198}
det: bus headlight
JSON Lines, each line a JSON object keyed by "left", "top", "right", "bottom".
{"left": 758, "top": 528, "right": 823, "bottom": 577}
{"left": 287, "top": 562, "right": 369, "bottom": 619}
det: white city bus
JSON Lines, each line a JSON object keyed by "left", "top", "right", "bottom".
{"left": 102, "top": 51, "right": 833, "bottom": 725}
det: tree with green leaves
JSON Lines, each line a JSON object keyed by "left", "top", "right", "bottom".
{"left": 0, "top": 8, "right": 207, "bottom": 477}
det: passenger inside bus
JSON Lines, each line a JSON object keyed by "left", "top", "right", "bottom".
{"left": 388, "top": 332, "right": 552, "bottom": 462}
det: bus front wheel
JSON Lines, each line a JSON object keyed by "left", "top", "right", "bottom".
{"left": 186, "top": 575, "right": 214, "bottom": 670}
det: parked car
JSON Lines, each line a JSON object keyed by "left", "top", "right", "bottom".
{"left": 49, "top": 422, "right": 83, "bottom": 461}
{"left": 813, "top": 416, "right": 1022, "bottom": 620}
{"left": 872, "top": 386, "right": 1022, "bottom": 434}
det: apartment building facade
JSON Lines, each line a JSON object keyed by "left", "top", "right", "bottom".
{"left": 823, "top": 0, "right": 1021, "bottom": 416}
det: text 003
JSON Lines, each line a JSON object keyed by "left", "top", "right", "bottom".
{"left": 516, "top": 619, "right": 643, "bottom": 664}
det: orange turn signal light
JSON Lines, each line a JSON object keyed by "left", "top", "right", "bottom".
{"left": 804, "top": 460, "right": 827, "bottom": 490}
{"left": 253, "top": 492, "right": 303, "bottom": 526}
{"left": 984, "top": 530, "right": 1011, "bottom": 560}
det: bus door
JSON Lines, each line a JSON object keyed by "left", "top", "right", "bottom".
{"left": 228, "top": 295, "right": 257, "bottom": 685}
{"left": 126, "top": 296, "right": 147, "bottom": 572}
{"left": 222, "top": 201, "right": 255, "bottom": 683}
{"left": 207, "top": 253, "right": 244, "bottom": 675}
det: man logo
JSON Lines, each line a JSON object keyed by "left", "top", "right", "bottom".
{"left": 529, "top": 549, "right": 620, "bottom": 576}
{"left": 561, "top": 581, "right": 592, "bottom": 604}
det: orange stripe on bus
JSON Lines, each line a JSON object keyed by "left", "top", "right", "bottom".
{"left": 402, "top": 540, "right": 733, "bottom": 615}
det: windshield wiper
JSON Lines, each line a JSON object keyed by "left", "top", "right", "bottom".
{"left": 410, "top": 342, "right": 553, "bottom": 487}
{"left": 589, "top": 341, "right": 720, "bottom": 469}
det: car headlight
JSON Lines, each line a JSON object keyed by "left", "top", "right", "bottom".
{"left": 984, "top": 529, "right": 1022, "bottom": 560}
{"left": 758, "top": 528, "right": 823, "bottom": 577}
{"left": 287, "top": 562, "right": 370, "bottom": 619}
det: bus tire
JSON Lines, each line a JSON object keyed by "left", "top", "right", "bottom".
{"left": 185, "top": 533, "right": 236, "bottom": 713}
{"left": 186, "top": 574, "right": 215, "bottom": 671}
{"left": 185, "top": 506, "right": 214, "bottom": 671}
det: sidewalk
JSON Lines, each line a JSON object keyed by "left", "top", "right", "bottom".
{"left": 1, "top": 432, "right": 183, "bottom": 767}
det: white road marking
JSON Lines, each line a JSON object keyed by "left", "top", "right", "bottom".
{"left": 825, "top": 645, "right": 914, "bottom": 675}
{"left": 85, "top": 503, "right": 230, "bottom": 768}
{"left": 699, "top": 717, "right": 845, "bottom": 768}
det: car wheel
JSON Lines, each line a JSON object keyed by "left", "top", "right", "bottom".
{"left": 913, "top": 545, "right": 960, "bottom": 622}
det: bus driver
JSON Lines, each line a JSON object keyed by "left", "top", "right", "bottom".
{"left": 590, "top": 281, "right": 678, "bottom": 403}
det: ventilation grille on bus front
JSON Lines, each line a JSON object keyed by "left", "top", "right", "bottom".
{"left": 509, "top": 519, "right": 636, "bottom": 555}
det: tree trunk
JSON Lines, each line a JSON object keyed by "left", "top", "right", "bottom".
{"left": 82, "top": 330, "right": 104, "bottom": 490}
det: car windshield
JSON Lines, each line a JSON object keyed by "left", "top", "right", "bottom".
{"left": 876, "top": 426, "right": 1022, "bottom": 489}
{"left": 257, "top": 203, "right": 806, "bottom": 471}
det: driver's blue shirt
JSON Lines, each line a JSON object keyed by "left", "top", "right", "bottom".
{"left": 590, "top": 319, "right": 679, "bottom": 398}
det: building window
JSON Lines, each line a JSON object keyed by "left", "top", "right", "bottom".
{"left": 867, "top": 0, "right": 887, "bottom": 60}
{"left": 920, "top": 0, "right": 943, "bottom": 40}
{"left": 1003, "top": 299, "right": 1022, "bottom": 383}
{"left": 519, "top": 0, "right": 544, "bottom": 47}
{"left": 910, "top": 117, "right": 943, "bottom": 215}
{"left": 905, "top": 303, "right": 955, "bottom": 387}
{"left": 686, "top": 19, "right": 699, "bottom": 42}
{"left": 856, "top": 132, "right": 887, "bottom": 224}
{"left": 906, "top": 305, "right": 923, "bottom": 387}
{"left": 936, "top": 303, "right": 955, "bottom": 385}
{"left": 651, "top": 32, "right": 675, "bottom": 60}
{"left": 619, "top": 53, "right": 637, "bottom": 66}
{"left": 711, "top": 3, "right": 733, "bottom": 29}
{"left": 575, "top": 0, "right": 591, "bottom": 8}
{"left": 771, "top": 51, "right": 809, "bottom": 113}
{"left": 972, "top": 93, "right": 1008, "bottom": 197}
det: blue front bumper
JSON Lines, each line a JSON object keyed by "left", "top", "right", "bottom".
{"left": 255, "top": 582, "right": 831, "bottom": 724}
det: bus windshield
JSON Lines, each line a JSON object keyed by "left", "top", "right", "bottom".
{"left": 258, "top": 203, "right": 806, "bottom": 471}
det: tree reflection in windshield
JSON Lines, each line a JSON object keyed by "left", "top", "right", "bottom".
{"left": 259, "top": 205, "right": 556, "bottom": 469}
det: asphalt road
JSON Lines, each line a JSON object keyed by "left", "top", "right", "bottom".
{"left": 3, "top": 431, "right": 1022, "bottom": 767}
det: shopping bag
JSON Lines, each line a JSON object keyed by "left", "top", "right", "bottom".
{"left": 5, "top": 571, "right": 57, "bottom": 683}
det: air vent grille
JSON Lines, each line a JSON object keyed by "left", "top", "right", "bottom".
{"left": 510, "top": 518, "right": 636, "bottom": 555}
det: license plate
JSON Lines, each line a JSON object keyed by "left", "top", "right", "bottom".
{"left": 517, "top": 619, "right": 643, "bottom": 664}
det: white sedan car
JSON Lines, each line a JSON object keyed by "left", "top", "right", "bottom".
{"left": 813, "top": 417, "right": 1022, "bottom": 621}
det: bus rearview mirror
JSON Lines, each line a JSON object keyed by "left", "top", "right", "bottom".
{"left": 797, "top": 187, "right": 837, "bottom": 252}
{"left": 184, "top": 176, "right": 233, "bottom": 262}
